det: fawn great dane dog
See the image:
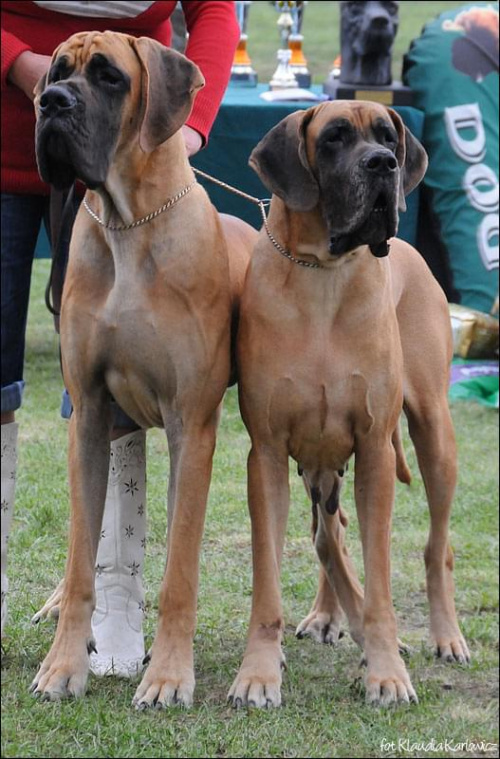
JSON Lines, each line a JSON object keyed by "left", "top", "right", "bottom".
{"left": 31, "top": 31, "right": 256, "bottom": 706}
{"left": 229, "top": 101, "right": 469, "bottom": 708}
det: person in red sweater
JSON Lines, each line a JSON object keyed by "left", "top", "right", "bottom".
{"left": 1, "top": 1, "right": 239, "bottom": 677}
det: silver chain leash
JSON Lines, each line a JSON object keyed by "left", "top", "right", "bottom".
{"left": 82, "top": 166, "right": 323, "bottom": 269}
{"left": 193, "top": 167, "right": 322, "bottom": 270}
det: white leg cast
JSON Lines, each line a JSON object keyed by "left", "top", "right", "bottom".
{"left": 90, "top": 429, "right": 147, "bottom": 678}
{"left": 1, "top": 422, "right": 18, "bottom": 636}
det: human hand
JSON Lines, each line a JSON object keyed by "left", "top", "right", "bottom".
{"left": 8, "top": 51, "right": 51, "bottom": 101}
{"left": 181, "top": 125, "right": 203, "bottom": 157}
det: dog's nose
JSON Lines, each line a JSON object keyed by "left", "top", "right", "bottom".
{"left": 39, "top": 85, "right": 77, "bottom": 116}
{"left": 370, "top": 15, "right": 390, "bottom": 30}
{"left": 361, "top": 150, "right": 398, "bottom": 175}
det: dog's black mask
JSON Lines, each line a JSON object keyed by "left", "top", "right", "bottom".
{"left": 249, "top": 104, "right": 428, "bottom": 260}
{"left": 35, "top": 53, "right": 130, "bottom": 190}
{"left": 315, "top": 116, "right": 400, "bottom": 258}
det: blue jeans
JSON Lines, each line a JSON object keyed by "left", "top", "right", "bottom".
{"left": 1, "top": 192, "right": 136, "bottom": 428}
{"left": 1, "top": 194, "right": 50, "bottom": 413}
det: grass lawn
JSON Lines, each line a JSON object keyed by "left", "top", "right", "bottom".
{"left": 1, "top": 3, "right": 498, "bottom": 757}
{"left": 1, "top": 260, "right": 498, "bottom": 757}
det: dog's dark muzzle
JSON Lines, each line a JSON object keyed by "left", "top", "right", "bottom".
{"left": 38, "top": 84, "right": 78, "bottom": 119}
{"left": 327, "top": 148, "right": 399, "bottom": 258}
{"left": 36, "top": 88, "right": 83, "bottom": 190}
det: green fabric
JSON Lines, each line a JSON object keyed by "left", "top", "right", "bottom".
{"left": 404, "top": 3, "right": 499, "bottom": 314}
{"left": 449, "top": 376, "right": 499, "bottom": 408}
{"left": 449, "top": 359, "right": 499, "bottom": 408}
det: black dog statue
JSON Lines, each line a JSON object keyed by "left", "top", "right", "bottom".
{"left": 340, "top": 0, "right": 399, "bottom": 86}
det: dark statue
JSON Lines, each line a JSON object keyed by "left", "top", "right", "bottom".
{"left": 339, "top": 0, "right": 399, "bottom": 86}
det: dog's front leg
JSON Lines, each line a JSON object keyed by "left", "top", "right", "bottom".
{"left": 132, "top": 417, "right": 218, "bottom": 710}
{"left": 354, "top": 438, "right": 418, "bottom": 706}
{"left": 228, "top": 444, "right": 290, "bottom": 709}
{"left": 31, "top": 404, "right": 110, "bottom": 700}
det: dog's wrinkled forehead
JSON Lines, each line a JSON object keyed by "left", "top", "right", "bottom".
{"left": 50, "top": 31, "right": 138, "bottom": 79}
{"left": 304, "top": 101, "right": 399, "bottom": 165}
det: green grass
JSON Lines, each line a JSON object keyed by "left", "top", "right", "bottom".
{"left": 1, "top": 258, "right": 498, "bottom": 759}
{"left": 244, "top": 1, "right": 467, "bottom": 85}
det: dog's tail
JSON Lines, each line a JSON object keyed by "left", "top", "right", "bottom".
{"left": 393, "top": 422, "right": 412, "bottom": 485}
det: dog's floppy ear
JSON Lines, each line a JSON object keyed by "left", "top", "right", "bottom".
{"left": 387, "top": 107, "right": 428, "bottom": 212}
{"left": 133, "top": 37, "right": 205, "bottom": 153}
{"left": 249, "top": 109, "right": 319, "bottom": 212}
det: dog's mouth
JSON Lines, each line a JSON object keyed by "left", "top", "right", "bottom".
{"left": 328, "top": 188, "right": 397, "bottom": 258}
{"left": 371, "top": 191, "right": 389, "bottom": 215}
{"left": 36, "top": 126, "right": 77, "bottom": 190}
{"left": 36, "top": 122, "right": 104, "bottom": 190}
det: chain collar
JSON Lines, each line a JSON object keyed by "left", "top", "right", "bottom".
{"left": 191, "top": 169, "right": 323, "bottom": 270}
{"left": 83, "top": 181, "right": 196, "bottom": 231}
{"left": 258, "top": 201, "right": 322, "bottom": 270}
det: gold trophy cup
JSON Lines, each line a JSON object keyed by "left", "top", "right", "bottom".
{"left": 231, "top": 1, "right": 258, "bottom": 86}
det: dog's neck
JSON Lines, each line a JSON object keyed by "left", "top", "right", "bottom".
{"left": 263, "top": 198, "right": 390, "bottom": 322}
{"left": 268, "top": 197, "right": 331, "bottom": 265}
{"left": 89, "top": 130, "right": 194, "bottom": 228}
{"left": 268, "top": 196, "right": 365, "bottom": 269}
{"left": 340, "top": 51, "right": 392, "bottom": 87}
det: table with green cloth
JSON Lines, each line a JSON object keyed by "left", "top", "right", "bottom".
{"left": 34, "top": 85, "right": 424, "bottom": 257}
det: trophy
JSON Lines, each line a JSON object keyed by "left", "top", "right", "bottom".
{"left": 270, "top": 1, "right": 311, "bottom": 90}
{"left": 231, "top": 1, "right": 258, "bottom": 86}
{"left": 287, "top": 1, "right": 312, "bottom": 88}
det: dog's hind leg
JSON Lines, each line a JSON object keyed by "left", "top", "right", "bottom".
{"left": 32, "top": 579, "right": 64, "bottom": 623}
{"left": 298, "top": 502, "right": 365, "bottom": 649}
{"left": 296, "top": 563, "right": 345, "bottom": 646}
{"left": 404, "top": 395, "right": 470, "bottom": 664}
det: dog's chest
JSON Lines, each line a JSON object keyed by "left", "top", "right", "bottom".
{"left": 242, "top": 286, "right": 397, "bottom": 469}
{"left": 91, "top": 283, "right": 228, "bottom": 426}
{"left": 267, "top": 355, "right": 371, "bottom": 470}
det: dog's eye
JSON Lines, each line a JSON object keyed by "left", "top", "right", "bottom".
{"left": 380, "top": 129, "right": 398, "bottom": 149}
{"left": 346, "top": 2, "right": 363, "bottom": 16}
{"left": 325, "top": 129, "right": 343, "bottom": 144}
{"left": 98, "top": 69, "right": 124, "bottom": 87}
{"left": 48, "top": 58, "right": 71, "bottom": 84}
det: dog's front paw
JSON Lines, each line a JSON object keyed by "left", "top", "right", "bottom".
{"left": 132, "top": 652, "right": 195, "bottom": 709}
{"left": 296, "top": 608, "right": 344, "bottom": 645}
{"left": 30, "top": 635, "right": 92, "bottom": 701}
{"left": 228, "top": 646, "right": 285, "bottom": 709}
{"left": 364, "top": 653, "right": 418, "bottom": 706}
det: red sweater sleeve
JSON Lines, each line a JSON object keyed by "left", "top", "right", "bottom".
{"left": 1, "top": 28, "right": 32, "bottom": 87}
{"left": 181, "top": 1, "right": 239, "bottom": 144}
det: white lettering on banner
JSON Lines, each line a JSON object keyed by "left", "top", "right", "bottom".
{"left": 478, "top": 214, "right": 500, "bottom": 270}
{"left": 464, "top": 164, "right": 499, "bottom": 213}
{"left": 444, "top": 102, "right": 499, "bottom": 272}
{"left": 444, "top": 103, "right": 486, "bottom": 162}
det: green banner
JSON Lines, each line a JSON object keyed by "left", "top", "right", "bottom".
{"left": 404, "top": 3, "right": 499, "bottom": 314}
